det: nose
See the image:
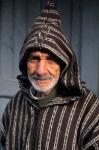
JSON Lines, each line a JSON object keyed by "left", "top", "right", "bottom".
{"left": 36, "top": 60, "right": 48, "bottom": 76}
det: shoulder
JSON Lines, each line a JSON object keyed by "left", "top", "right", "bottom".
{"left": 4, "top": 90, "right": 24, "bottom": 114}
{"left": 82, "top": 88, "right": 99, "bottom": 106}
{"left": 79, "top": 88, "right": 99, "bottom": 126}
{"left": 77, "top": 88, "right": 99, "bottom": 115}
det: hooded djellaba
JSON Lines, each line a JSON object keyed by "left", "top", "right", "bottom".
{"left": 0, "top": 1, "right": 99, "bottom": 150}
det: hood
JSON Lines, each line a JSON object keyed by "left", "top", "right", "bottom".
{"left": 18, "top": 1, "right": 86, "bottom": 97}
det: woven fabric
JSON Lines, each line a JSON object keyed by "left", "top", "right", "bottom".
{"left": 1, "top": 90, "right": 99, "bottom": 150}
{"left": 0, "top": 1, "right": 99, "bottom": 150}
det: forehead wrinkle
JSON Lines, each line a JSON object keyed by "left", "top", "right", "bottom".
{"left": 29, "top": 50, "right": 52, "bottom": 59}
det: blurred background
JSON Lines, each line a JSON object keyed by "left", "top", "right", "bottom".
{"left": 0, "top": 0, "right": 99, "bottom": 138}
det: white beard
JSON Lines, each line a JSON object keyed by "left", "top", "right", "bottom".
{"left": 28, "top": 74, "right": 59, "bottom": 93}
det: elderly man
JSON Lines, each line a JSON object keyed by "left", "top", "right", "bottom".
{"left": 0, "top": 1, "right": 99, "bottom": 150}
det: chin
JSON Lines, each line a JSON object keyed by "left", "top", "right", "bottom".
{"left": 32, "top": 83, "right": 54, "bottom": 93}
{"left": 32, "top": 79, "right": 58, "bottom": 93}
{"left": 28, "top": 75, "right": 59, "bottom": 93}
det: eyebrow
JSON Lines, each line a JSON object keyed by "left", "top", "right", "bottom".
{"left": 28, "top": 53, "right": 50, "bottom": 58}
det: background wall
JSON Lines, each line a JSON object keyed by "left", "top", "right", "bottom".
{"left": 0, "top": 0, "right": 99, "bottom": 133}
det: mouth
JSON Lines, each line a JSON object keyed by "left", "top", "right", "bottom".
{"left": 34, "top": 78, "right": 51, "bottom": 82}
{"left": 33, "top": 76, "right": 52, "bottom": 81}
{"left": 33, "top": 78, "right": 49, "bottom": 81}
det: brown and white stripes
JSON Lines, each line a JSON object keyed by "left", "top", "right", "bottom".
{"left": 1, "top": 2, "right": 99, "bottom": 150}
{"left": 1, "top": 90, "right": 99, "bottom": 150}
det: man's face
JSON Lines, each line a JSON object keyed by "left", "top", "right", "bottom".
{"left": 27, "top": 50, "right": 60, "bottom": 93}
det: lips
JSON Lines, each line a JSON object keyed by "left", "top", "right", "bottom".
{"left": 32, "top": 75, "right": 52, "bottom": 80}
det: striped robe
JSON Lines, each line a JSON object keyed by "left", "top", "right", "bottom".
{"left": 0, "top": 88, "right": 99, "bottom": 150}
{"left": 1, "top": 2, "right": 99, "bottom": 150}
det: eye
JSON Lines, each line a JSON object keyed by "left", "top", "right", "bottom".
{"left": 47, "top": 56, "right": 55, "bottom": 62}
{"left": 46, "top": 55, "right": 59, "bottom": 65}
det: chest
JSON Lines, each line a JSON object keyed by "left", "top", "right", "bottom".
{"left": 7, "top": 101, "right": 84, "bottom": 150}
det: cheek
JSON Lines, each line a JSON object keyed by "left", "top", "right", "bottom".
{"left": 48, "top": 65, "right": 60, "bottom": 77}
{"left": 27, "top": 62, "right": 36, "bottom": 75}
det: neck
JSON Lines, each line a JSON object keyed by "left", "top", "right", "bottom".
{"left": 31, "top": 87, "right": 53, "bottom": 99}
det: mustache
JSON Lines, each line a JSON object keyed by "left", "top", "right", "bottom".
{"left": 32, "top": 74, "right": 52, "bottom": 80}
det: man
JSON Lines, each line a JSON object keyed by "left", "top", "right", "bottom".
{"left": 0, "top": 1, "right": 99, "bottom": 150}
